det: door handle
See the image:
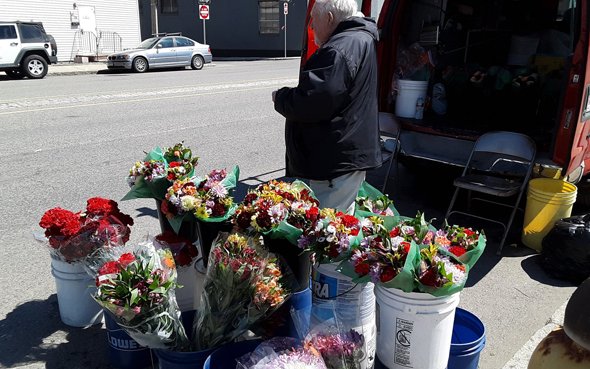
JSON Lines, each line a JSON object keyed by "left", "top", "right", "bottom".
{"left": 10, "top": 42, "right": 18, "bottom": 46}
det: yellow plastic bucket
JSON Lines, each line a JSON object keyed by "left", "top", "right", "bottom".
{"left": 522, "top": 178, "right": 577, "bottom": 252}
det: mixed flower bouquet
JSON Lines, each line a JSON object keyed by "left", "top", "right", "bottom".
{"left": 434, "top": 224, "right": 486, "bottom": 268}
{"left": 88, "top": 241, "right": 190, "bottom": 350}
{"left": 340, "top": 215, "right": 418, "bottom": 291}
{"left": 123, "top": 142, "right": 199, "bottom": 201}
{"left": 307, "top": 329, "right": 365, "bottom": 369}
{"left": 160, "top": 166, "right": 239, "bottom": 233}
{"left": 354, "top": 181, "right": 399, "bottom": 218}
{"left": 38, "top": 197, "right": 133, "bottom": 263}
{"left": 336, "top": 213, "right": 484, "bottom": 296}
{"left": 237, "top": 337, "right": 328, "bottom": 369}
{"left": 415, "top": 243, "right": 469, "bottom": 296}
{"left": 192, "top": 232, "right": 289, "bottom": 351}
{"left": 233, "top": 179, "right": 319, "bottom": 244}
{"left": 298, "top": 208, "right": 362, "bottom": 264}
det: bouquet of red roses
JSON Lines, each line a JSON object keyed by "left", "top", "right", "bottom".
{"left": 38, "top": 197, "right": 133, "bottom": 263}
{"left": 233, "top": 180, "right": 320, "bottom": 244}
{"left": 123, "top": 142, "right": 199, "bottom": 201}
{"left": 160, "top": 166, "right": 239, "bottom": 233}
{"left": 298, "top": 208, "right": 362, "bottom": 264}
{"left": 192, "top": 232, "right": 289, "bottom": 351}
{"left": 89, "top": 241, "right": 190, "bottom": 350}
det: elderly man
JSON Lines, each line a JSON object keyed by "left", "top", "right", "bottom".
{"left": 273, "top": 0, "right": 381, "bottom": 213}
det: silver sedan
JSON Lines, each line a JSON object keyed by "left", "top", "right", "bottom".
{"left": 107, "top": 35, "right": 212, "bottom": 73}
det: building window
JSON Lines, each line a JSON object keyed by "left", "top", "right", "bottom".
{"left": 161, "top": 0, "right": 178, "bottom": 14}
{"left": 259, "top": 0, "right": 280, "bottom": 34}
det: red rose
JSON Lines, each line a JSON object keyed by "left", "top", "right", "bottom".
{"left": 340, "top": 213, "right": 359, "bottom": 229}
{"left": 464, "top": 229, "right": 475, "bottom": 237}
{"left": 118, "top": 253, "right": 135, "bottom": 268}
{"left": 390, "top": 227, "right": 400, "bottom": 238}
{"left": 401, "top": 241, "right": 411, "bottom": 253}
{"left": 98, "top": 261, "right": 120, "bottom": 276}
{"left": 236, "top": 210, "right": 254, "bottom": 230}
{"left": 168, "top": 162, "right": 181, "bottom": 168}
{"left": 448, "top": 246, "right": 467, "bottom": 257}
{"left": 86, "top": 197, "right": 118, "bottom": 216}
{"left": 306, "top": 207, "right": 319, "bottom": 221}
{"left": 379, "top": 266, "right": 397, "bottom": 283}
{"left": 354, "top": 262, "right": 370, "bottom": 276}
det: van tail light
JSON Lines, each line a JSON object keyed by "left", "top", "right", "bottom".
{"left": 208, "top": 47, "right": 211, "bottom": 53}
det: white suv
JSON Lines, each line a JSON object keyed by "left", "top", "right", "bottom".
{"left": 0, "top": 21, "right": 58, "bottom": 79}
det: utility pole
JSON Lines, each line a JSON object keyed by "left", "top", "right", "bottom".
{"left": 150, "top": 0, "right": 159, "bottom": 35}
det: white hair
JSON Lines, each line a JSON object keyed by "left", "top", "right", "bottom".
{"left": 314, "top": 0, "right": 358, "bottom": 24}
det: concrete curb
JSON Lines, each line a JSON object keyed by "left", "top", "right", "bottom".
{"left": 501, "top": 299, "right": 568, "bottom": 369}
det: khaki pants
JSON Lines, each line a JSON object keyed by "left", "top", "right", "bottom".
{"left": 310, "top": 171, "right": 366, "bottom": 214}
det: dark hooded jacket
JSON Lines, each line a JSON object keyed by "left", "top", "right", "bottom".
{"left": 274, "top": 16, "right": 381, "bottom": 181}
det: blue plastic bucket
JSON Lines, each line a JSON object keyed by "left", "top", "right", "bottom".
{"left": 447, "top": 308, "right": 486, "bottom": 369}
{"left": 262, "top": 287, "right": 312, "bottom": 338}
{"left": 154, "top": 310, "right": 214, "bottom": 369}
{"left": 104, "top": 313, "right": 154, "bottom": 369}
{"left": 155, "top": 347, "right": 213, "bottom": 369}
{"left": 203, "top": 339, "right": 263, "bottom": 369}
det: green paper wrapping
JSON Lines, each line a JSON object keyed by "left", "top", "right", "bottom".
{"left": 456, "top": 233, "right": 486, "bottom": 269}
{"left": 258, "top": 179, "right": 318, "bottom": 245}
{"left": 415, "top": 244, "right": 470, "bottom": 297}
{"left": 197, "top": 165, "right": 240, "bottom": 223}
{"left": 166, "top": 165, "right": 240, "bottom": 233}
{"left": 122, "top": 147, "right": 169, "bottom": 201}
{"left": 122, "top": 147, "right": 199, "bottom": 201}
{"left": 338, "top": 238, "right": 420, "bottom": 293}
{"left": 263, "top": 220, "right": 303, "bottom": 246}
{"left": 355, "top": 181, "right": 400, "bottom": 218}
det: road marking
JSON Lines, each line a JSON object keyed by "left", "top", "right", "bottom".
{"left": 0, "top": 85, "right": 287, "bottom": 115}
{"left": 0, "top": 77, "right": 297, "bottom": 105}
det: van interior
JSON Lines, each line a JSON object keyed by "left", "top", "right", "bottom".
{"left": 388, "top": 0, "right": 579, "bottom": 154}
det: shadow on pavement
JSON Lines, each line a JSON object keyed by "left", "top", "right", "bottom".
{"left": 521, "top": 254, "right": 577, "bottom": 288}
{"left": 0, "top": 295, "right": 109, "bottom": 369}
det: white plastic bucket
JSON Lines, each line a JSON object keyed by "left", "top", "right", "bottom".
{"left": 312, "top": 263, "right": 376, "bottom": 369}
{"left": 395, "top": 80, "right": 428, "bottom": 118}
{"left": 51, "top": 258, "right": 103, "bottom": 327}
{"left": 375, "top": 285, "right": 460, "bottom": 369}
{"left": 175, "top": 259, "right": 205, "bottom": 312}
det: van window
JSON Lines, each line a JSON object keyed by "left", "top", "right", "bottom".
{"left": 0, "top": 25, "right": 17, "bottom": 40}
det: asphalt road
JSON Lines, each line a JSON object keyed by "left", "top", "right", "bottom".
{"left": 0, "top": 60, "right": 579, "bottom": 369}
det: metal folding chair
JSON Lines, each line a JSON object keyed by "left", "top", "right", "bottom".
{"left": 445, "top": 131, "right": 536, "bottom": 255}
{"left": 378, "top": 112, "right": 402, "bottom": 193}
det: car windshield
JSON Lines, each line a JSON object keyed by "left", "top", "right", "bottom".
{"left": 137, "top": 38, "right": 159, "bottom": 49}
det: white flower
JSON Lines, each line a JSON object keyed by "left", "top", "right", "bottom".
{"left": 181, "top": 196, "right": 199, "bottom": 211}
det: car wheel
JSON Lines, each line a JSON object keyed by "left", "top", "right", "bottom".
{"left": 22, "top": 55, "right": 48, "bottom": 79}
{"left": 191, "top": 55, "right": 205, "bottom": 70}
{"left": 132, "top": 57, "right": 148, "bottom": 73}
{"left": 5, "top": 69, "right": 25, "bottom": 79}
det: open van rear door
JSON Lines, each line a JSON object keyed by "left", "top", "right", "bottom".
{"left": 564, "top": 0, "right": 590, "bottom": 181}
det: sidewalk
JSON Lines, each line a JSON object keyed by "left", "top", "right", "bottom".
{"left": 48, "top": 61, "right": 108, "bottom": 76}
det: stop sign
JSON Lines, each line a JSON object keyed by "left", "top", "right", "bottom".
{"left": 199, "top": 5, "right": 209, "bottom": 20}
